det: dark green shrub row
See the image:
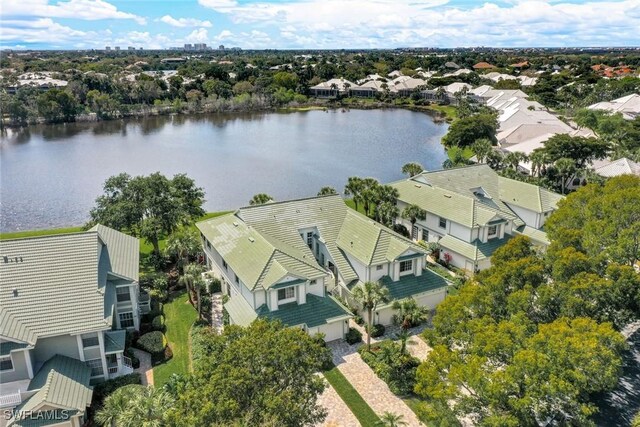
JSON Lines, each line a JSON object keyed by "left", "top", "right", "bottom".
{"left": 345, "top": 327, "right": 362, "bottom": 345}
{"left": 358, "top": 341, "right": 420, "bottom": 395}
{"left": 151, "top": 315, "right": 166, "bottom": 332}
{"left": 366, "top": 323, "right": 385, "bottom": 338}
{"left": 135, "top": 331, "right": 169, "bottom": 365}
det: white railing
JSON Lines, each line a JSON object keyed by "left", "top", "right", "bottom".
{"left": 0, "top": 392, "right": 22, "bottom": 408}
{"left": 122, "top": 355, "right": 133, "bottom": 369}
{"left": 108, "top": 366, "right": 118, "bottom": 374}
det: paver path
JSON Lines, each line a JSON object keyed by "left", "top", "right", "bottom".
{"left": 211, "top": 292, "right": 224, "bottom": 333}
{"left": 132, "top": 348, "right": 154, "bottom": 386}
{"left": 316, "top": 374, "right": 360, "bottom": 427}
{"left": 406, "top": 335, "right": 432, "bottom": 361}
{"left": 329, "top": 341, "right": 423, "bottom": 426}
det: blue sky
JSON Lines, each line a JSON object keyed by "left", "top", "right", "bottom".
{"left": 1, "top": 0, "right": 639, "bottom": 50}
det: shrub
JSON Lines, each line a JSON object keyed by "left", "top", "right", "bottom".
{"left": 354, "top": 315, "right": 364, "bottom": 326}
{"left": 91, "top": 373, "right": 142, "bottom": 406}
{"left": 135, "top": 331, "right": 168, "bottom": 365}
{"left": 345, "top": 327, "right": 362, "bottom": 345}
{"left": 125, "top": 330, "right": 139, "bottom": 349}
{"left": 358, "top": 341, "right": 419, "bottom": 395}
{"left": 392, "top": 224, "right": 410, "bottom": 238}
{"left": 151, "top": 315, "right": 166, "bottom": 332}
{"left": 366, "top": 323, "right": 386, "bottom": 338}
{"left": 209, "top": 277, "right": 222, "bottom": 293}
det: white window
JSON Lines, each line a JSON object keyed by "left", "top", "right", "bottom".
{"left": 488, "top": 225, "right": 498, "bottom": 238}
{"left": 310, "top": 279, "right": 317, "bottom": 285}
{"left": 119, "top": 312, "right": 134, "bottom": 328}
{"left": 399, "top": 260, "right": 413, "bottom": 273}
{"left": 116, "top": 286, "right": 131, "bottom": 303}
{"left": 439, "top": 217, "right": 447, "bottom": 229}
{"left": 82, "top": 333, "right": 99, "bottom": 348}
{"left": 86, "top": 359, "right": 104, "bottom": 377}
{"left": 422, "top": 229, "right": 429, "bottom": 241}
{"left": 277, "top": 287, "right": 295, "bottom": 301}
{"left": 234, "top": 274, "right": 239, "bottom": 284}
{"left": 307, "top": 232, "right": 313, "bottom": 248}
{"left": 376, "top": 265, "right": 383, "bottom": 271}
{"left": 0, "top": 356, "right": 13, "bottom": 372}
{"left": 222, "top": 259, "right": 228, "bottom": 270}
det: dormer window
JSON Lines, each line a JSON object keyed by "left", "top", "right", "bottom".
{"left": 399, "top": 260, "right": 413, "bottom": 275}
{"left": 277, "top": 286, "right": 295, "bottom": 302}
{"left": 488, "top": 225, "right": 498, "bottom": 238}
{"left": 307, "top": 232, "right": 313, "bottom": 248}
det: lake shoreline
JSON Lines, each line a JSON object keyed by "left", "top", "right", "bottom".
{"left": 1, "top": 100, "right": 454, "bottom": 130}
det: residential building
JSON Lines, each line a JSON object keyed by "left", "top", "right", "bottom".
{"left": 0, "top": 225, "right": 145, "bottom": 425}
{"left": 391, "top": 165, "right": 563, "bottom": 273}
{"left": 309, "top": 78, "right": 355, "bottom": 98}
{"left": 473, "top": 62, "right": 497, "bottom": 70}
{"left": 197, "top": 195, "right": 450, "bottom": 337}
{"left": 588, "top": 94, "right": 640, "bottom": 120}
{"left": 591, "top": 157, "right": 640, "bottom": 178}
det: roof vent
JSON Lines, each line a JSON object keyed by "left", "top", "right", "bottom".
{"left": 414, "top": 184, "right": 422, "bottom": 188}
{"left": 444, "top": 194, "right": 452, "bottom": 198}
{"left": 12, "top": 288, "right": 18, "bottom": 297}
{"left": 248, "top": 237, "right": 255, "bottom": 242}
{"left": 233, "top": 221, "right": 239, "bottom": 227}
{"left": 3, "top": 256, "right": 7, "bottom": 263}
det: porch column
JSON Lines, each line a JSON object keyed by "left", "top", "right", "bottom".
{"left": 24, "top": 349, "right": 34, "bottom": 379}
{"left": 97, "top": 332, "right": 109, "bottom": 380}
{"left": 75, "top": 335, "right": 85, "bottom": 362}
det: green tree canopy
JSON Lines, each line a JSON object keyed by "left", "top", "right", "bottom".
{"left": 95, "top": 384, "right": 173, "bottom": 427}
{"left": 169, "top": 320, "right": 330, "bottom": 427}
{"left": 352, "top": 281, "right": 390, "bottom": 350}
{"left": 317, "top": 186, "right": 338, "bottom": 196}
{"left": 249, "top": 193, "right": 274, "bottom": 205}
{"left": 88, "top": 172, "right": 205, "bottom": 255}
{"left": 401, "top": 162, "right": 424, "bottom": 177}
{"left": 442, "top": 113, "right": 498, "bottom": 148}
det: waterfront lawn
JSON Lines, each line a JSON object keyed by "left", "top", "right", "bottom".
{"left": 344, "top": 199, "right": 369, "bottom": 216}
{"left": 425, "top": 104, "right": 458, "bottom": 122}
{"left": 0, "top": 226, "right": 84, "bottom": 240}
{"left": 448, "top": 145, "right": 474, "bottom": 161}
{"left": 323, "top": 364, "right": 380, "bottom": 427}
{"left": 153, "top": 291, "right": 198, "bottom": 386}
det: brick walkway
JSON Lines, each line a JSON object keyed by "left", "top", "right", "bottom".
{"left": 132, "top": 348, "right": 154, "bottom": 386}
{"left": 316, "top": 374, "right": 360, "bottom": 427}
{"left": 406, "top": 335, "right": 432, "bottom": 361}
{"left": 328, "top": 341, "right": 423, "bottom": 426}
{"left": 211, "top": 292, "right": 224, "bottom": 333}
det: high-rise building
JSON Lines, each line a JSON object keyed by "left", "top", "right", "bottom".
{"left": 184, "top": 44, "right": 193, "bottom": 50}
{"left": 114, "top": 46, "right": 121, "bottom": 51}
{"left": 193, "top": 43, "right": 207, "bottom": 50}
{"left": 105, "top": 46, "right": 111, "bottom": 51}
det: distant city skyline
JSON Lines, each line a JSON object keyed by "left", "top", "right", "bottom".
{"left": 1, "top": 0, "right": 639, "bottom": 50}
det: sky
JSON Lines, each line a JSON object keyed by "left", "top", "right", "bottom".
{"left": 1, "top": 0, "right": 639, "bottom": 50}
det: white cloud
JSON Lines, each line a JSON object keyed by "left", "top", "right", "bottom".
{"left": 184, "top": 28, "right": 210, "bottom": 43}
{"left": 0, "top": 18, "right": 89, "bottom": 43}
{"left": 159, "top": 15, "right": 212, "bottom": 28}
{"left": 198, "top": 0, "right": 239, "bottom": 12}
{"left": 1, "top": 0, "right": 146, "bottom": 25}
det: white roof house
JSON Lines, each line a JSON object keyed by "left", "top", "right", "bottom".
{"left": 444, "top": 82, "right": 472, "bottom": 95}
{"left": 591, "top": 158, "right": 640, "bottom": 178}
{"left": 588, "top": 94, "right": 640, "bottom": 120}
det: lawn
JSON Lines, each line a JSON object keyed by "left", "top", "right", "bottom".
{"left": 323, "top": 365, "right": 380, "bottom": 427}
{"left": 344, "top": 198, "right": 369, "bottom": 216}
{"left": 153, "top": 291, "right": 198, "bottom": 386}
{"left": 424, "top": 104, "right": 458, "bottom": 122}
{"left": 0, "top": 226, "right": 84, "bottom": 240}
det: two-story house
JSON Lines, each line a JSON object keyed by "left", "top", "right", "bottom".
{"left": 391, "top": 165, "right": 563, "bottom": 273}
{"left": 197, "top": 195, "right": 450, "bottom": 340}
{"left": 0, "top": 225, "right": 143, "bottom": 426}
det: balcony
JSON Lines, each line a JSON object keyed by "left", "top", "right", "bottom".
{"left": 107, "top": 355, "right": 134, "bottom": 377}
{"left": 0, "top": 391, "right": 22, "bottom": 408}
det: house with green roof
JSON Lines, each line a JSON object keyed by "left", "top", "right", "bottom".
{"left": 197, "top": 195, "right": 451, "bottom": 340}
{"left": 391, "top": 164, "right": 563, "bottom": 273}
{"left": 0, "top": 225, "right": 143, "bottom": 424}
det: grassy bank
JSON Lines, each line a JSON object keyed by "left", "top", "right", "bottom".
{"left": 153, "top": 291, "right": 198, "bottom": 386}
{"left": 323, "top": 365, "right": 380, "bottom": 427}
{"left": 0, "top": 226, "right": 84, "bottom": 240}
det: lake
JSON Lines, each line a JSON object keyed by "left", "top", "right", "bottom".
{"left": 0, "top": 109, "right": 448, "bottom": 232}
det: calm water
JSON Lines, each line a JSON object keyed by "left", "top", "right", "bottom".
{"left": 0, "top": 109, "right": 448, "bottom": 232}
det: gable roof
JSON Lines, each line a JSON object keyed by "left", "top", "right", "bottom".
{"left": 0, "top": 226, "right": 138, "bottom": 344}
{"left": 391, "top": 165, "right": 562, "bottom": 229}
{"left": 13, "top": 355, "right": 92, "bottom": 421}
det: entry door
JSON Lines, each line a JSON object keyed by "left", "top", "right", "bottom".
{"left": 412, "top": 225, "right": 419, "bottom": 240}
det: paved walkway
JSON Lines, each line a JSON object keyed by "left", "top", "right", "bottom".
{"left": 211, "top": 292, "right": 224, "bottom": 333}
{"left": 132, "top": 348, "right": 154, "bottom": 386}
{"left": 329, "top": 341, "right": 423, "bottom": 426}
{"left": 316, "top": 374, "right": 361, "bottom": 427}
{"left": 406, "top": 335, "right": 432, "bottom": 361}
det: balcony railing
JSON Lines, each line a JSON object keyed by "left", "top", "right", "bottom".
{"left": 0, "top": 391, "right": 22, "bottom": 408}
{"left": 123, "top": 355, "right": 133, "bottom": 369}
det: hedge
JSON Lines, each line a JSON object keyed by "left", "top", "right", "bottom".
{"left": 152, "top": 315, "right": 166, "bottom": 332}
{"left": 358, "top": 341, "right": 420, "bottom": 395}
{"left": 366, "top": 323, "right": 385, "bottom": 338}
{"left": 345, "top": 327, "right": 362, "bottom": 345}
{"left": 135, "top": 331, "right": 169, "bottom": 365}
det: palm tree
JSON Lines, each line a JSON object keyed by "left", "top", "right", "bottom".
{"left": 351, "top": 281, "right": 390, "bottom": 351}
{"left": 401, "top": 204, "right": 426, "bottom": 240}
{"left": 344, "top": 177, "right": 364, "bottom": 212}
{"left": 165, "top": 227, "right": 201, "bottom": 274}
{"left": 503, "top": 151, "right": 528, "bottom": 171}
{"left": 555, "top": 157, "right": 576, "bottom": 194}
{"left": 391, "top": 297, "right": 428, "bottom": 330}
{"left": 377, "top": 412, "right": 408, "bottom": 427}
{"left": 95, "top": 384, "right": 173, "bottom": 427}
{"left": 361, "top": 178, "right": 380, "bottom": 217}
{"left": 249, "top": 193, "right": 274, "bottom": 205}
{"left": 377, "top": 201, "right": 399, "bottom": 228}
{"left": 485, "top": 150, "right": 504, "bottom": 170}
{"left": 401, "top": 162, "right": 423, "bottom": 177}
{"left": 396, "top": 329, "right": 410, "bottom": 355}
{"left": 179, "top": 263, "right": 204, "bottom": 307}
{"left": 317, "top": 186, "right": 338, "bottom": 196}
{"left": 529, "top": 149, "right": 548, "bottom": 177}
{"left": 471, "top": 138, "right": 493, "bottom": 163}
{"left": 193, "top": 275, "right": 208, "bottom": 320}
{"left": 329, "top": 82, "right": 339, "bottom": 98}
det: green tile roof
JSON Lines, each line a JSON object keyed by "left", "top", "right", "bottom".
{"left": 390, "top": 165, "right": 562, "bottom": 229}
{"left": 514, "top": 225, "right": 550, "bottom": 245}
{"left": 225, "top": 295, "right": 258, "bottom": 327}
{"left": 256, "top": 294, "right": 352, "bottom": 328}
{"left": 90, "top": 224, "right": 140, "bottom": 281}
{"left": 13, "top": 355, "right": 92, "bottom": 421}
{"left": 439, "top": 234, "right": 513, "bottom": 261}
{"left": 104, "top": 329, "right": 126, "bottom": 353}
{"left": 0, "top": 341, "right": 29, "bottom": 356}
{"left": 0, "top": 225, "right": 138, "bottom": 344}
{"left": 379, "top": 269, "right": 450, "bottom": 301}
